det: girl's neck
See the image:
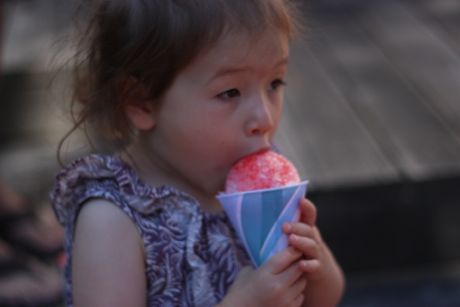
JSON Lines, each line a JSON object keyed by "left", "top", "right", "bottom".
{"left": 120, "top": 144, "right": 223, "bottom": 213}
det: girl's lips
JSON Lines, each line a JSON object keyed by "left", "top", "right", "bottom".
{"left": 253, "top": 147, "right": 271, "bottom": 156}
{"left": 232, "top": 147, "right": 271, "bottom": 166}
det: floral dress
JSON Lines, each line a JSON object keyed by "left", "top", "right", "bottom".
{"left": 50, "top": 154, "right": 251, "bottom": 307}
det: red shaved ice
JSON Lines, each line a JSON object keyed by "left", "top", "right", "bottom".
{"left": 225, "top": 150, "right": 300, "bottom": 193}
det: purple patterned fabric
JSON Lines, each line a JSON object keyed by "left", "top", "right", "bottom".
{"left": 50, "top": 154, "right": 251, "bottom": 307}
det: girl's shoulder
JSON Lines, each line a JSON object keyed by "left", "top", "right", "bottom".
{"left": 50, "top": 153, "right": 203, "bottom": 227}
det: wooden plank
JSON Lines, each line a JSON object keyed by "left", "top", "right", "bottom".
{"left": 359, "top": 0, "right": 460, "bottom": 143}
{"left": 276, "top": 39, "right": 399, "bottom": 190}
{"left": 307, "top": 8, "right": 460, "bottom": 180}
{"left": 0, "top": 71, "right": 75, "bottom": 148}
{"left": 2, "top": 0, "right": 74, "bottom": 72}
{"left": 411, "top": 0, "right": 460, "bottom": 52}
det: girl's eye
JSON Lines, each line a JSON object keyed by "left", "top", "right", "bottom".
{"left": 270, "top": 79, "right": 287, "bottom": 91}
{"left": 217, "top": 88, "right": 241, "bottom": 100}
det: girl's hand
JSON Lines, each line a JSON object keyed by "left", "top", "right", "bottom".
{"left": 284, "top": 198, "right": 346, "bottom": 306}
{"left": 284, "top": 198, "right": 322, "bottom": 277}
{"left": 219, "top": 246, "right": 307, "bottom": 307}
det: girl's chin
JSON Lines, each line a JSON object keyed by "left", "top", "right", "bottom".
{"left": 207, "top": 179, "right": 226, "bottom": 195}
{"left": 209, "top": 176, "right": 227, "bottom": 195}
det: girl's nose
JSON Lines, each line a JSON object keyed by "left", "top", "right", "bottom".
{"left": 245, "top": 95, "right": 275, "bottom": 136}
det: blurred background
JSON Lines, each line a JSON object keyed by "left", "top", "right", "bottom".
{"left": 1, "top": 0, "right": 460, "bottom": 306}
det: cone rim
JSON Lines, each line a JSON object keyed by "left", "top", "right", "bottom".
{"left": 217, "top": 180, "right": 309, "bottom": 199}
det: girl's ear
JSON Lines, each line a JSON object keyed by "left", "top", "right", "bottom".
{"left": 122, "top": 77, "right": 156, "bottom": 131}
{"left": 124, "top": 101, "right": 156, "bottom": 131}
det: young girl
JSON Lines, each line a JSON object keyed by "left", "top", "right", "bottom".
{"left": 51, "top": 1, "right": 345, "bottom": 306}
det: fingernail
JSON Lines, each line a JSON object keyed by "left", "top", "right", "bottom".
{"left": 284, "top": 223, "right": 291, "bottom": 232}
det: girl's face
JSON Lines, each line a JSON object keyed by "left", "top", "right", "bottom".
{"left": 142, "top": 30, "right": 289, "bottom": 200}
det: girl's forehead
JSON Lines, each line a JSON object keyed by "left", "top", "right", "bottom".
{"left": 215, "top": 30, "right": 288, "bottom": 56}
{"left": 191, "top": 30, "right": 290, "bottom": 74}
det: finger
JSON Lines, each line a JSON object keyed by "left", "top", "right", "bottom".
{"left": 299, "top": 198, "right": 317, "bottom": 226}
{"left": 291, "top": 275, "right": 307, "bottom": 295}
{"left": 281, "top": 271, "right": 306, "bottom": 306}
{"left": 299, "top": 259, "right": 321, "bottom": 274}
{"left": 284, "top": 276, "right": 307, "bottom": 307}
{"left": 278, "top": 259, "right": 304, "bottom": 287}
{"left": 283, "top": 222, "right": 314, "bottom": 238}
{"left": 290, "top": 293, "right": 305, "bottom": 307}
{"left": 289, "top": 234, "right": 319, "bottom": 259}
{"left": 266, "top": 246, "right": 302, "bottom": 275}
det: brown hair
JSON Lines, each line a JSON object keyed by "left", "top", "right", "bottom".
{"left": 61, "top": 0, "right": 303, "bottom": 156}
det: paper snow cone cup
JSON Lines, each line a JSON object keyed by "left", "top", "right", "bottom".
{"left": 217, "top": 180, "right": 308, "bottom": 267}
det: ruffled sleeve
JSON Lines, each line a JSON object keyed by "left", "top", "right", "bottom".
{"left": 50, "top": 154, "right": 181, "bottom": 225}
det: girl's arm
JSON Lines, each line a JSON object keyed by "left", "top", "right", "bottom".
{"left": 72, "top": 199, "right": 147, "bottom": 307}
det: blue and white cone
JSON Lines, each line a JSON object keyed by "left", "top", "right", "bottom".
{"left": 217, "top": 181, "right": 308, "bottom": 267}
